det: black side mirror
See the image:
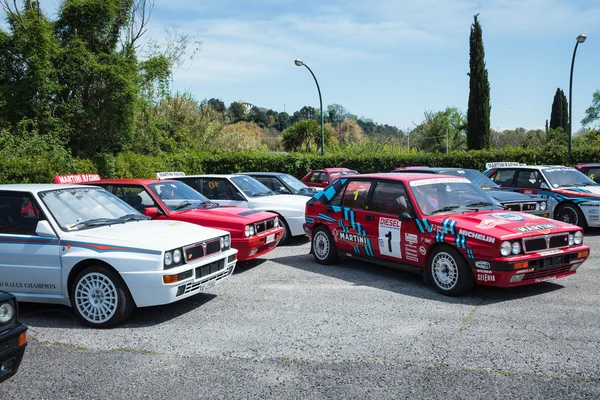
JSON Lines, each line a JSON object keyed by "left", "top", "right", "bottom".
{"left": 398, "top": 211, "right": 412, "bottom": 221}
{"left": 232, "top": 192, "right": 246, "bottom": 201}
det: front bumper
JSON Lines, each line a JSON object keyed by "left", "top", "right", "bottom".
{"left": 122, "top": 248, "right": 238, "bottom": 307}
{"left": 468, "top": 245, "right": 589, "bottom": 287}
{"left": 0, "top": 323, "right": 27, "bottom": 383}
{"left": 233, "top": 227, "right": 284, "bottom": 261}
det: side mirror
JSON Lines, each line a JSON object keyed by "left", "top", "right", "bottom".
{"left": 232, "top": 192, "right": 246, "bottom": 201}
{"left": 398, "top": 211, "right": 413, "bottom": 221}
{"left": 540, "top": 183, "right": 549, "bottom": 190}
{"left": 279, "top": 187, "right": 291, "bottom": 194}
{"left": 144, "top": 207, "right": 160, "bottom": 217}
{"left": 320, "top": 181, "right": 329, "bottom": 187}
{"left": 35, "top": 220, "right": 57, "bottom": 238}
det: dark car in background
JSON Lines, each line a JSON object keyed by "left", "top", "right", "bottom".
{"left": 0, "top": 291, "right": 27, "bottom": 383}
{"left": 391, "top": 167, "right": 549, "bottom": 217}
{"left": 300, "top": 168, "right": 359, "bottom": 188}
{"left": 239, "top": 172, "right": 321, "bottom": 197}
{"left": 576, "top": 163, "right": 600, "bottom": 184}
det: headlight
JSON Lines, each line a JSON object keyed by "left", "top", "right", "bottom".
{"left": 173, "top": 249, "right": 182, "bottom": 264}
{"left": 535, "top": 202, "right": 540, "bottom": 210}
{"left": 165, "top": 251, "right": 173, "bottom": 266}
{"left": 540, "top": 202, "right": 547, "bottom": 211}
{"left": 500, "top": 241, "right": 512, "bottom": 257}
{"left": 574, "top": 231, "right": 583, "bottom": 245}
{"left": 221, "top": 235, "right": 231, "bottom": 250}
{"left": 568, "top": 234, "right": 574, "bottom": 246}
{"left": 245, "top": 225, "right": 255, "bottom": 238}
{"left": 0, "top": 301, "right": 15, "bottom": 324}
{"left": 274, "top": 216, "right": 279, "bottom": 228}
{"left": 164, "top": 248, "right": 184, "bottom": 269}
{"left": 511, "top": 241, "right": 521, "bottom": 255}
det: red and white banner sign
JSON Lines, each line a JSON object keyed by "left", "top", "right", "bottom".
{"left": 54, "top": 174, "right": 101, "bottom": 184}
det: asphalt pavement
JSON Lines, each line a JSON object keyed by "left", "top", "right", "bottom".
{"left": 2, "top": 232, "right": 600, "bottom": 399}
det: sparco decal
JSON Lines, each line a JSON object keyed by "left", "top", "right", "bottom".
{"left": 457, "top": 229, "right": 495, "bottom": 243}
{"left": 475, "top": 219, "right": 510, "bottom": 230}
{"left": 516, "top": 223, "right": 558, "bottom": 233}
{"left": 339, "top": 232, "right": 369, "bottom": 244}
{"left": 489, "top": 213, "right": 524, "bottom": 222}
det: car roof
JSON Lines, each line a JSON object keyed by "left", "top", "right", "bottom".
{"left": 177, "top": 174, "right": 237, "bottom": 178}
{"left": 576, "top": 163, "right": 600, "bottom": 168}
{"left": 394, "top": 167, "right": 474, "bottom": 173}
{"left": 0, "top": 183, "right": 99, "bottom": 192}
{"left": 238, "top": 172, "right": 285, "bottom": 177}
{"left": 322, "top": 168, "right": 357, "bottom": 172}
{"left": 342, "top": 172, "right": 464, "bottom": 182}
{"left": 88, "top": 178, "right": 173, "bottom": 185}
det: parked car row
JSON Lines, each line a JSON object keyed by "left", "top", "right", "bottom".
{"left": 0, "top": 163, "right": 594, "bottom": 383}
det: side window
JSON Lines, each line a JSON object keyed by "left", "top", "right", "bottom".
{"left": 0, "top": 193, "right": 44, "bottom": 235}
{"left": 176, "top": 178, "right": 200, "bottom": 191}
{"left": 200, "top": 179, "right": 236, "bottom": 200}
{"left": 112, "top": 185, "right": 155, "bottom": 212}
{"left": 370, "top": 182, "right": 413, "bottom": 216}
{"left": 516, "top": 170, "right": 543, "bottom": 189}
{"left": 341, "top": 180, "right": 372, "bottom": 209}
{"left": 490, "top": 169, "right": 516, "bottom": 186}
{"left": 309, "top": 172, "right": 322, "bottom": 183}
{"left": 587, "top": 168, "right": 600, "bottom": 182}
{"left": 256, "top": 177, "right": 281, "bottom": 192}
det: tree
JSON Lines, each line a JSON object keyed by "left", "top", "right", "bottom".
{"left": 247, "top": 106, "right": 269, "bottom": 128}
{"left": 281, "top": 119, "right": 332, "bottom": 153}
{"left": 411, "top": 107, "right": 466, "bottom": 152}
{"left": 550, "top": 88, "right": 568, "bottom": 131}
{"left": 228, "top": 102, "right": 247, "bottom": 123}
{"left": 466, "top": 14, "right": 491, "bottom": 150}
{"left": 276, "top": 112, "right": 291, "bottom": 131}
{"left": 327, "top": 104, "right": 350, "bottom": 125}
{"left": 207, "top": 98, "right": 225, "bottom": 113}
{"left": 582, "top": 90, "right": 600, "bottom": 129}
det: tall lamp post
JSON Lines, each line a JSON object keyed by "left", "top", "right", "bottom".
{"left": 568, "top": 33, "right": 587, "bottom": 165}
{"left": 294, "top": 58, "right": 324, "bottom": 155}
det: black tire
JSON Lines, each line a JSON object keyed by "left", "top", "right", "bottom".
{"left": 70, "top": 265, "right": 135, "bottom": 328}
{"left": 279, "top": 217, "right": 290, "bottom": 244}
{"left": 554, "top": 203, "right": 587, "bottom": 228}
{"left": 311, "top": 226, "right": 339, "bottom": 265}
{"left": 428, "top": 245, "right": 474, "bottom": 296}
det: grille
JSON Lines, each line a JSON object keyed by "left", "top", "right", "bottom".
{"left": 522, "top": 233, "right": 569, "bottom": 253}
{"left": 179, "top": 264, "right": 233, "bottom": 295}
{"left": 521, "top": 265, "right": 572, "bottom": 281}
{"left": 196, "top": 259, "right": 225, "bottom": 279}
{"left": 254, "top": 218, "right": 276, "bottom": 234}
{"left": 184, "top": 238, "right": 221, "bottom": 262}
{"left": 504, "top": 202, "right": 537, "bottom": 212}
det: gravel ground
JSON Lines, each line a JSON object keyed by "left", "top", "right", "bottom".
{"left": 3, "top": 232, "right": 600, "bottom": 399}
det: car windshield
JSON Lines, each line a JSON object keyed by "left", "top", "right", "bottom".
{"left": 330, "top": 170, "right": 358, "bottom": 182}
{"left": 542, "top": 167, "right": 598, "bottom": 188}
{"left": 279, "top": 174, "right": 309, "bottom": 191}
{"left": 231, "top": 175, "right": 276, "bottom": 197}
{"left": 39, "top": 187, "right": 144, "bottom": 231}
{"left": 439, "top": 169, "right": 500, "bottom": 190}
{"left": 148, "top": 181, "right": 215, "bottom": 211}
{"left": 409, "top": 178, "right": 501, "bottom": 216}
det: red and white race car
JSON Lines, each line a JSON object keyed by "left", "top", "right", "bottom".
{"left": 304, "top": 173, "right": 589, "bottom": 296}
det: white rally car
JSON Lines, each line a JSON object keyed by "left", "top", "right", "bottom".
{"left": 0, "top": 184, "right": 237, "bottom": 328}
{"left": 157, "top": 172, "right": 309, "bottom": 243}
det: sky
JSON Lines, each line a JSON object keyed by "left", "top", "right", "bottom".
{"left": 36, "top": 0, "right": 600, "bottom": 133}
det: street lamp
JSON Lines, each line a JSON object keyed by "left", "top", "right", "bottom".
{"left": 568, "top": 33, "right": 586, "bottom": 165}
{"left": 294, "top": 58, "right": 324, "bottom": 155}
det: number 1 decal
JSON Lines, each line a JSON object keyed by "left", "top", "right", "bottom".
{"left": 378, "top": 217, "right": 402, "bottom": 258}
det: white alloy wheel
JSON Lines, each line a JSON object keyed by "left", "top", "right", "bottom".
{"left": 74, "top": 272, "right": 119, "bottom": 324}
{"left": 431, "top": 251, "right": 459, "bottom": 291}
{"left": 313, "top": 230, "right": 331, "bottom": 261}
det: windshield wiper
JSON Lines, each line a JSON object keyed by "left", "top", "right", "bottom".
{"left": 70, "top": 218, "right": 121, "bottom": 229}
{"left": 465, "top": 201, "right": 494, "bottom": 208}
{"left": 199, "top": 200, "right": 219, "bottom": 208}
{"left": 118, "top": 214, "right": 149, "bottom": 222}
{"left": 174, "top": 201, "right": 193, "bottom": 210}
{"left": 430, "top": 205, "right": 460, "bottom": 215}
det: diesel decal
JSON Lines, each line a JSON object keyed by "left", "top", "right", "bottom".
{"left": 457, "top": 229, "right": 495, "bottom": 243}
{"left": 339, "top": 231, "right": 369, "bottom": 245}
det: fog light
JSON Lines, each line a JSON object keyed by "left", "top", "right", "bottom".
{"left": 0, "top": 358, "right": 16, "bottom": 377}
{"left": 513, "top": 261, "right": 529, "bottom": 270}
{"left": 577, "top": 251, "right": 589, "bottom": 259}
{"left": 570, "top": 263, "right": 582, "bottom": 272}
{"left": 510, "top": 274, "right": 525, "bottom": 283}
{"left": 248, "top": 248, "right": 258, "bottom": 257}
{"left": 176, "top": 285, "right": 185, "bottom": 296}
{"left": 164, "top": 274, "right": 178, "bottom": 284}
{"left": 228, "top": 254, "right": 236, "bottom": 263}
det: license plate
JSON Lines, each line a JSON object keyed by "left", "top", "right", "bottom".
{"left": 266, "top": 233, "right": 275, "bottom": 243}
{"left": 202, "top": 280, "right": 216, "bottom": 291}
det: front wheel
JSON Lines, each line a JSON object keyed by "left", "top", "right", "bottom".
{"left": 70, "top": 266, "right": 135, "bottom": 328}
{"left": 554, "top": 203, "right": 586, "bottom": 228}
{"left": 428, "top": 246, "right": 474, "bottom": 296}
{"left": 312, "top": 226, "right": 339, "bottom": 265}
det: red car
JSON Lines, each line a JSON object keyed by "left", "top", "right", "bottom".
{"left": 304, "top": 173, "right": 589, "bottom": 296}
{"left": 300, "top": 168, "right": 358, "bottom": 188}
{"left": 575, "top": 163, "right": 600, "bottom": 184}
{"left": 54, "top": 175, "right": 284, "bottom": 261}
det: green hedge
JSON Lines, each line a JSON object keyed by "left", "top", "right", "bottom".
{"left": 2, "top": 146, "right": 600, "bottom": 184}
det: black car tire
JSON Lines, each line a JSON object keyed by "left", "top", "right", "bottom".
{"left": 554, "top": 203, "right": 586, "bottom": 228}
{"left": 428, "top": 245, "right": 474, "bottom": 296}
{"left": 278, "top": 217, "right": 290, "bottom": 244}
{"left": 312, "top": 226, "right": 339, "bottom": 265}
{"left": 70, "top": 266, "right": 135, "bottom": 328}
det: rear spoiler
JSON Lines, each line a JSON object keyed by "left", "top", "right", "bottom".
{"left": 54, "top": 174, "right": 101, "bottom": 184}
{"left": 156, "top": 171, "right": 186, "bottom": 180}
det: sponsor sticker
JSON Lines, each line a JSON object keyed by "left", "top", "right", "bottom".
{"left": 54, "top": 174, "right": 101, "bottom": 184}
{"left": 339, "top": 231, "right": 369, "bottom": 244}
{"left": 515, "top": 223, "right": 558, "bottom": 233}
{"left": 485, "top": 162, "right": 524, "bottom": 169}
{"left": 378, "top": 217, "right": 401, "bottom": 259}
{"left": 156, "top": 171, "right": 186, "bottom": 179}
{"left": 489, "top": 212, "right": 524, "bottom": 222}
{"left": 457, "top": 229, "right": 496, "bottom": 243}
{"left": 535, "top": 276, "right": 557, "bottom": 283}
{"left": 515, "top": 268, "right": 535, "bottom": 274}
{"left": 538, "top": 249, "right": 562, "bottom": 256}
{"left": 475, "top": 219, "right": 510, "bottom": 230}
{"left": 419, "top": 246, "right": 427, "bottom": 255}
{"left": 475, "top": 261, "right": 491, "bottom": 270}
{"left": 477, "top": 273, "right": 496, "bottom": 282}
{"left": 405, "top": 233, "right": 418, "bottom": 244}
{"left": 405, "top": 255, "right": 419, "bottom": 262}
{"left": 409, "top": 177, "right": 470, "bottom": 186}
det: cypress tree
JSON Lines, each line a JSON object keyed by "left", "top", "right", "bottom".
{"left": 467, "top": 14, "right": 491, "bottom": 150}
{"left": 549, "top": 88, "right": 568, "bottom": 130}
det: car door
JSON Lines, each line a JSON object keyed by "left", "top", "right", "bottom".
{"left": 513, "top": 169, "right": 548, "bottom": 195}
{"left": 363, "top": 181, "right": 422, "bottom": 265}
{"left": 0, "top": 191, "right": 62, "bottom": 296}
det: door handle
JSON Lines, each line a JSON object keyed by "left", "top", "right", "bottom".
{"left": 365, "top": 215, "right": 374, "bottom": 220}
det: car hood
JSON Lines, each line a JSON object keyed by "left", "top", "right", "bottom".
{"left": 488, "top": 190, "right": 539, "bottom": 202}
{"left": 176, "top": 206, "right": 275, "bottom": 223}
{"left": 297, "top": 187, "right": 323, "bottom": 196}
{"left": 249, "top": 194, "right": 309, "bottom": 214}
{"left": 67, "top": 220, "right": 227, "bottom": 251}
{"left": 424, "top": 210, "right": 579, "bottom": 242}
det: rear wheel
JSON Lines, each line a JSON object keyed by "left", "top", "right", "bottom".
{"left": 279, "top": 217, "right": 290, "bottom": 244}
{"left": 428, "top": 245, "right": 474, "bottom": 296}
{"left": 70, "top": 266, "right": 135, "bottom": 328}
{"left": 554, "top": 203, "right": 586, "bottom": 228}
{"left": 312, "top": 226, "right": 339, "bottom": 265}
